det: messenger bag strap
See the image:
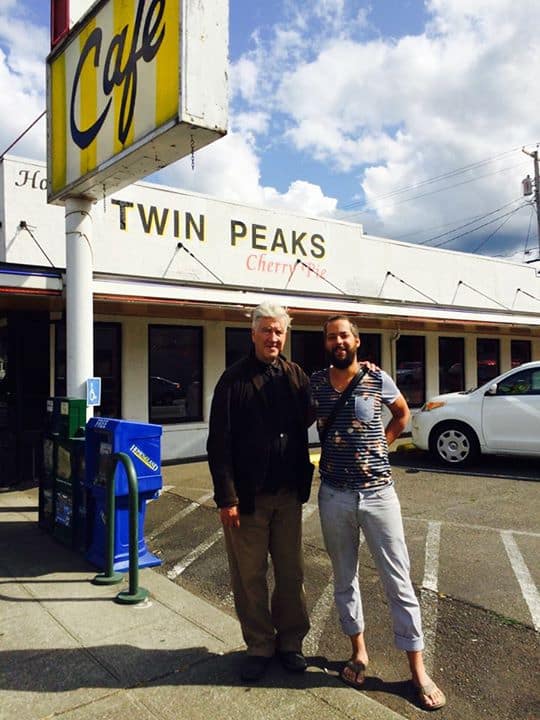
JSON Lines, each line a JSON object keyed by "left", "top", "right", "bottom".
{"left": 320, "top": 366, "right": 368, "bottom": 446}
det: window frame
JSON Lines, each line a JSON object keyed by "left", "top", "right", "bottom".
{"left": 438, "top": 336, "right": 465, "bottom": 394}
{"left": 148, "top": 324, "right": 204, "bottom": 425}
{"left": 395, "top": 334, "right": 426, "bottom": 408}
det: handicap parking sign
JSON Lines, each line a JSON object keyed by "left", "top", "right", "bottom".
{"left": 87, "top": 377, "right": 102, "bottom": 406}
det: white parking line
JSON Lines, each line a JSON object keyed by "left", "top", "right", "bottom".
{"left": 420, "top": 521, "right": 441, "bottom": 675}
{"left": 166, "top": 502, "right": 319, "bottom": 589}
{"left": 166, "top": 528, "right": 223, "bottom": 580}
{"left": 303, "top": 532, "right": 365, "bottom": 656}
{"left": 404, "top": 515, "right": 540, "bottom": 538}
{"left": 422, "top": 521, "right": 441, "bottom": 592}
{"left": 150, "top": 492, "right": 214, "bottom": 540}
{"left": 303, "top": 579, "right": 336, "bottom": 656}
{"left": 501, "top": 530, "right": 540, "bottom": 632}
{"left": 302, "top": 504, "right": 318, "bottom": 522}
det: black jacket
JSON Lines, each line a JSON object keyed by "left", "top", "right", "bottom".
{"left": 207, "top": 352, "right": 315, "bottom": 514}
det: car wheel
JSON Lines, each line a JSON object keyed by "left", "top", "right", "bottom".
{"left": 430, "top": 423, "right": 479, "bottom": 466}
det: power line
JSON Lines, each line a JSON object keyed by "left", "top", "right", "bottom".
{"left": 394, "top": 200, "right": 524, "bottom": 241}
{"left": 340, "top": 144, "right": 532, "bottom": 212}
{"left": 344, "top": 160, "right": 528, "bottom": 219}
{"left": 416, "top": 198, "right": 524, "bottom": 246}
{"left": 0, "top": 110, "right": 46, "bottom": 160}
{"left": 470, "top": 206, "right": 524, "bottom": 254}
{"left": 430, "top": 204, "right": 529, "bottom": 250}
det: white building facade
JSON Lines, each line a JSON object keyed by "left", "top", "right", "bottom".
{"left": 1, "top": 155, "right": 539, "bottom": 483}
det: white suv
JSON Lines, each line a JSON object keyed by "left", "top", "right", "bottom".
{"left": 411, "top": 361, "right": 540, "bottom": 466}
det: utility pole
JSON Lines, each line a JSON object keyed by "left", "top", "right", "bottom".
{"left": 521, "top": 147, "right": 540, "bottom": 259}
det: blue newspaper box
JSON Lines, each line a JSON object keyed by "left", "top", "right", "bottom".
{"left": 85, "top": 417, "right": 162, "bottom": 572}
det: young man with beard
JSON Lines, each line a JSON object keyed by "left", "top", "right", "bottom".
{"left": 310, "top": 315, "right": 446, "bottom": 711}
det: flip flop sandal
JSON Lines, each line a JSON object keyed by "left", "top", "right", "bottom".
{"left": 340, "top": 659, "right": 368, "bottom": 689}
{"left": 415, "top": 680, "right": 447, "bottom": 711}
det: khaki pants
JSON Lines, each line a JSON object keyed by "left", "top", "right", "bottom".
{"left": 223, "top": 489, "right": 310, "bottom": 657}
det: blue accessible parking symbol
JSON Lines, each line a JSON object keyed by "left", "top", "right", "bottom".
{"left": 87, "top": 377, "right": 102, "bottom": 407}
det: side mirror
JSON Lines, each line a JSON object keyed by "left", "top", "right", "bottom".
{"left": 485, "top": 384, "right": 497, "bottom": 396}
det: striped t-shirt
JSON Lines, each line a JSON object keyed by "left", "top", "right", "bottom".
{"left": 311, "top": 368, "right": 400, "bottom": 490}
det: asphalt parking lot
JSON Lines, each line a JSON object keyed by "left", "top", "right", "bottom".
{"left": 145, "top": 447, "right": 540, "bottom": 720}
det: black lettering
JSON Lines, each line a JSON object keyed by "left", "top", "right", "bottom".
{"left": 252, "top": 224, "right": 267, "bottom": 250}
{"left": 173, "top": 209, "right": 180, "bottom": 238}
{"left": 70, "top": 27, "right": 111, "bottom": 149}
{"left": 185, "top": 213, "right": 205, "bottom": 242}
{"left": 230, "top": 220, "right": 247, "bottom": 245}
{"left": 39, "top": 177, "right": 48, "bottom": 190}
{"left": 137, "top": 203, "right": 169, "bottom": 235}
{"left": 270, "top": 228, "right": 288, "bottom": 253}
{"left": 111, "top": 199, "right": 134, "bottom": 230}
{"left": 291, "top": 231, "right": 307, "bottom": 256}
{"left": 70, "top": 0, "right": 165, "bottom": 149}
{"left": 141, "top": 0, "right": 166, "bottom": 61}
{"left": 15, "top": 170, "right": 29, "bottom": 187}
{"left": 103, "top": 27, "right": 128, "bottom": 95}
{"left": 310, "top": 233, "right": 325, "bottom": 259}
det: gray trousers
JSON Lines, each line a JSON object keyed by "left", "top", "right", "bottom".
{"left": 223, "top": 489, "right": 310, "bottom": 657}
{"left": 318, "top": 482, "right": 424, "bottom": 652}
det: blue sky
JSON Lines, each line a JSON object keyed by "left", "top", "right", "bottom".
{"left": 1, "top": 0, "right": 540, "bottom": 261}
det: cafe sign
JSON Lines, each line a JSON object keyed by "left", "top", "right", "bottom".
{"left": 47, "top": 0, "right": 228, "bottom": 204}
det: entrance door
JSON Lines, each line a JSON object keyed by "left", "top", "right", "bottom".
{"left": 0, "top": 324, "right": 16, "bottom": 485}
{"left": 0, "top": 313, "right": 50, "bottom": 487}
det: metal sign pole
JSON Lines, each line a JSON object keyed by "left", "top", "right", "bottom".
{"left": 65, "top": 197, "right": 94, "bottom": 420}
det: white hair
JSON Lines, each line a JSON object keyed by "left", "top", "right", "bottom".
{"left": 251, "top": 302, "right": 291, "bottom": 330}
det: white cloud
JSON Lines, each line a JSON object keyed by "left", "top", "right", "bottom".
{"left": 230, "top": 57, "right": 259, "bottom": 102}
{"left": 263, "top": 180, "right": 337, "bottom": 217}
{"left": 2, "top": 0, "right": 537, "bottom": 257}
{"left": 155, "top": 132, "right": 264, "bottom": 206}
{"left": 269, "top": 0, "right": 540, "bottom": 253}
{"left": 154, "top": 131, "right": 338, "bottom": 218}
{"left": 232, "top": 112, "right": 270, "bottom": 142}
{"left": 0, "top": 3, "right": 48, "bottom": 159}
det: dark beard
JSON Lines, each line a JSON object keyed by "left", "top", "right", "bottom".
{"left": 330, "top": 347, "right": 356, "bottom": 369}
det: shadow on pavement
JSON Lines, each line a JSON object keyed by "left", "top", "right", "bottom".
{"left": 0, "top": 646, "right": 418, "bottom": 704}
{"left": 389, "top": 447, "right": 540, "bottom": 482}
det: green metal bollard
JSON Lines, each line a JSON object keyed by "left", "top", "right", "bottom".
{"left": 92, "top": 452, "right": 123, "bottom": 587}
{"left": 92, "top": 452, "right": 149, "bottom": 604}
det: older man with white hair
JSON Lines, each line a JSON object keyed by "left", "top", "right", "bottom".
{"left": 207, "top": 302, "right": 315, "bottom": 681}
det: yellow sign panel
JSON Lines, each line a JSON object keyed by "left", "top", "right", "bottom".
{"left": 47, "top": 0, "right": 228, "bottom": 204}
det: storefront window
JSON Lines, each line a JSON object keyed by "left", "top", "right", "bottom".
{"left": 225, "top": 328, "right": 252, "bottom": 367}
{"left": 94, "top": 324, "right": 122, "bottom": 418}
{"left": 511, "top": 339, "right": 531, "bottom": 368}
{"left": 439, "top": 337, "right": 465, "bottom": 394}
{"left": 476, "top": 338, "right": 500, "bottom": 385}
{"left": 396, "top": 335, "right": 425, "bottom": 407}
{"left": 149, "top": 325, "right": 203, "bottom": 424}
{"left": 359, "top": 333, "right": 381, "bottom": 366}
{"left": 55, "top": 323, "right": 121, "bottom": 418}
{"left": 291, "top": 330, "right": 326, "bottom": 376}
{"left": 0, "top": 325, "right": 7, "bottom": 430}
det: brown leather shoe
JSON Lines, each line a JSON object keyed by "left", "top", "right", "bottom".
{"left": 278, "top": 651, "right": 307, "bottom": 672}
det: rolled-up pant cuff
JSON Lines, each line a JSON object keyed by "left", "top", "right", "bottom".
{"left": 342, "top": 620, "right": 364, "bottom": 637}
{"left": 394, "top": 634, "right": 424, "bottom": 652}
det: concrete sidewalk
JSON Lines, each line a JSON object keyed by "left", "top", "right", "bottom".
{"left": 0, "top": 484, "right": 405, "bottom": 720}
